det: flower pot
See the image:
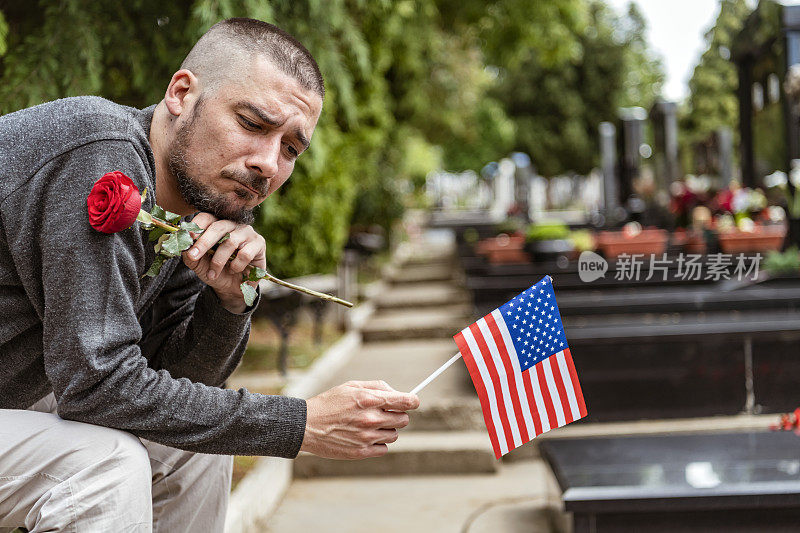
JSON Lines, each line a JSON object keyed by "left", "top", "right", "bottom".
{"left": 475, "top": 233, "right": 530, "bottom": 264}
{"left": 524, "top": 239, "right": 575, "bottom": 262}
{"left": 717, "top": 225, "right": 786, "bottom": 254}
{"left": 595, "top": 229, "right": 669, "bottom": 259}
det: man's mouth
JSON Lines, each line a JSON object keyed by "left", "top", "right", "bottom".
{"left": 233, "top": 179, "right": 266, "bottom": 197}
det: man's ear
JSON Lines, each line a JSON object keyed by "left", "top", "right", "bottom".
{"left": 164, "top": 69, "right": 200, "bottom": 117}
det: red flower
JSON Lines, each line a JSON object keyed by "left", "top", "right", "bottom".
{"left": 87, "top": 171, "right": 142, "bottom": 233}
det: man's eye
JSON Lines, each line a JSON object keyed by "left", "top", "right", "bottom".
{"left": 239, "top": 116, "right": 260, "bottom": 130}
{"left": 287, "top": 145, "right": 299, "bottom": 158}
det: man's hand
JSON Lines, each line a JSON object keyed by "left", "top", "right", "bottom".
{"left": 181, "top": 212, "right": 266, "bottom": 313}
{"left": 301, "top": 380, "right": 420, "bottom": 459}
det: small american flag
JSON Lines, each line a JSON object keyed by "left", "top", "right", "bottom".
{"left": 454, "top": 275, "right": 587, "bottom": 458}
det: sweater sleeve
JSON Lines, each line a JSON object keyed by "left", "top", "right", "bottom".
{"left": 140, "top": 261, "right": 261, "bottom": 388}
{"left": 13, "top": 138, "right": 306, "bottom": 457}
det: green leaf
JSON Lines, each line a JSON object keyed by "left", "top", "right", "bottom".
{"left": 247, "top": 266, "right": 268, "bottom": 281}
{"left": 154, "top": 233, "right": 170, "bottom": 254}
{"left": 148, "top": 227, "right": 167, "bottom": 242}
{"left": 136, "top": 210, "right": 153, "bottom": 225}
{"left": 150, "top": 205, "right": 166, "bottom": 219}
{"left": 141, "top": 187, "right": 147, "bottom": 204}
{"left": 180, "top": 221, "right": 204, "bottom": 234}
{"left": 165, "top": 211, "right": 181, "bottom": 224}
{"left": 144, "top": 255, "right": 166, "bottom": 278}
{"left": 240, "top": 282, "right": 258, "bottom": 307}
{"left": 161, "top": 230, "right": 194, "bottom": 257}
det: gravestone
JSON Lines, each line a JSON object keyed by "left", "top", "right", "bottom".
{"left": 651, "top": 101, "right": 680, "bottom": 190}
{"left": 717, "top": 127, "right": 734, "bottom": 185}
{"left": 490, "top": 158, "right": 516, "bottom": 220}
{"left": 618, "top": 107, "right": 647, "bottom": 204}
{"left": 599, "top": 121, "right": 619, "bottom": 218}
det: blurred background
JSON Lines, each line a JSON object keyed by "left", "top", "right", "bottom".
{"left": 7, "top": 1, "right": 800, "bottom": 531}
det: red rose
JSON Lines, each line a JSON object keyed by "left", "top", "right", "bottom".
{"left": 87, "top": 171, "right": 142, "bottom": 233}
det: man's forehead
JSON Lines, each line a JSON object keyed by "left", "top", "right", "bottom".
{"left": 222, "top": 59, "right": 321, "bottom": 124}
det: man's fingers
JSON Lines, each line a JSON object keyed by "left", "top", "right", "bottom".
{"left": 378, "top": 411, "right": 410, "bottom": 429}
{"left": 357, "top": 444, "right": 389, "bottom": 459}
{"left": 190, "top": 212, "right": 218, "bottom": 229}
{"left": 354, "top": 380, "right": 396, "bottom": 392}
{"left": 229, "top": 240, "right": 261, "bottom": 274}
{"left": 371, "top": 429, "right": 399, "bottom": 445}
{"left": 367, "top": 388, "right": 420, "bottom": 411}
{"left": 187, "top": 219, "right": 237, "bottom": 263}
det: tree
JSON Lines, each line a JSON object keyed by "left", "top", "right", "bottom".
{"left": 681, "top": 0, "right": 752, "bottom": 172}
{"left": 483, "top": 0, "right": 664, "bottom": 176}
{"left": 0, "top": 0, "right": 517, "bottom": 276}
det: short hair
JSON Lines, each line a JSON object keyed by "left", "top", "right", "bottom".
{"left": 180, "top": 18, "right": 324, "bottom": 99}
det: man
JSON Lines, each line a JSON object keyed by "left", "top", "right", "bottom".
{"left": 0, "top": 18, "right": 419, "bottom": 532}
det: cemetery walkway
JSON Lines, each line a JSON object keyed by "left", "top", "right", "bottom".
{"left": 264, "top": 229, "right": 567, "bottom": 532}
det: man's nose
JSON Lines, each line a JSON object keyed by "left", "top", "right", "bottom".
{"left": 246, "top": 136, "right": 281, "bottom": 177}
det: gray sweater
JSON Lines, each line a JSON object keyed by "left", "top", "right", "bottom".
{"left": 0, "top": 96, "right": 306, "bottom": 457}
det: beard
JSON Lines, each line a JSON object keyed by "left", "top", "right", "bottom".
{"left": 166, "top": 97, "right": 268, "bottom": 225}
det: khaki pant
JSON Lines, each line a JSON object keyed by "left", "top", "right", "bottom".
{"left": 0, "top": 393, "right": 233, "bottom": 532}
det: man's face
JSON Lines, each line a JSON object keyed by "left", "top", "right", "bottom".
{"left": 167, "top": 56, "right": 323, "bottom": 224}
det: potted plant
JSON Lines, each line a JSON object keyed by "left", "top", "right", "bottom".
{"left": 717, "top": 218, "right": 786, "bottom": 254}
{"left": 763, "top": 246, "right": 800, "bottom": 279}
{"left": 475, "top": 218, "right": 530, "bottom": 264}
{"left": 523, "top": 220, "right": 573, "bottom": 262}
{"left": 595, "top": 222, "right": 669, "bottom": 259}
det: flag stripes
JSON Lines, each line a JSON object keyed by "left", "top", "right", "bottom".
{"left": 456, "top": 312, "right": 587, "bottom": 458}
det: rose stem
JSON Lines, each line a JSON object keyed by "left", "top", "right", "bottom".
{"left": 144, "top": 211, "right": 354, "bottom": 307}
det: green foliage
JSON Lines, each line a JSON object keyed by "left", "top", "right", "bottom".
{"left": 494, "top": 218, "right": 525, "bottom": 235}
{"left": 0, "top": 0, "right": 666, "bottom": 276}
{"left": 681, "top": 0, "right": 752, "bottom": 169}
{"left": 486, "top": 1, "right": 664, "bottom": 176}
{"left": 526, "top": 220, "right": 571, "bottom": 241}
{"left": 569, "top": 229, "right": 595, "bottom": 252}
{"left": 764, "top": 246, "right": 800, "bottom": 276}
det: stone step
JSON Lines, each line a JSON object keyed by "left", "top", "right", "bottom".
{"left": 362, "top": 305, "right": 471, "bottom": 342}
{"left": 269, "top": 460, "right": 558, "bottom": 533}
{"left": 293, "top": 431, "right": 497, "bottom": 478}
{"left": 407, "top": 397, "right": 483, "bottom": 432}
{"left": 374, "top": 282, "right": 471, "bottom": 310}
{"left": 393, "top": 238, "right": 456, "bottom": 267}
{"left": 384, "top": 263, "right": 456, "bottom": 284}
{"left": 317, "top": 339, "right": 474, "bottom": 400}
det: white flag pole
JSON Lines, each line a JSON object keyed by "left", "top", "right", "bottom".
{"left": 410, "top": 352, "right": 462, "bottom": 395}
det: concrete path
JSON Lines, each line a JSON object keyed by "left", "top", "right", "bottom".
{"left": 259, "top": 226, "right": 781, "bottom": 532}
{"left": 267, "top": 461, "right": 565, "bottom": 533}
{"left": 264, "top": 230, "right": 572, "bottom": 532}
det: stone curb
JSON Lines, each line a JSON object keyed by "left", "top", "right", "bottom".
{"left": 224, "top": 276, "right": 393, "bottom": 532}
{"left": 293, "top": 431, "right": 498, "bottom": 478}
{"left": 224, "top": 317, "right": 369, "bottom": 533}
